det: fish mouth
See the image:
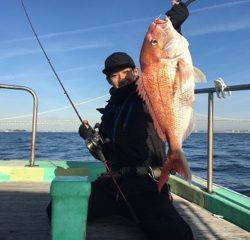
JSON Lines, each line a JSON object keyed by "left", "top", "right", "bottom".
{"left": 154, "top": 18, "right": 167, "bottom": 25}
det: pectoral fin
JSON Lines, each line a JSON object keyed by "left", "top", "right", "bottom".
{"left": 193, "top": 67, "right": 206, "bottom": 83}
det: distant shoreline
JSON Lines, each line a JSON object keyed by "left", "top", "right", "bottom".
{"left": 0, "top": 131, "right": 250, "bottom": 134}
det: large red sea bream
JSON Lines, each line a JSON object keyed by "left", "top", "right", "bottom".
{"left": 137, "top": 18, "right": 205, "bottom": 191}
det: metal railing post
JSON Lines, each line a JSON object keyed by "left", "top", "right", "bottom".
{"left": 207, "top": 93, "right": 214, "bottom": 193}
{"left": 0, "top": 84, "right": 38, "bottom": 166}
{"left": 195, "top": 83, "right": 250, "bottom": 194}
{"left": 30, "top": 91, "right": 38, "bottom": 166}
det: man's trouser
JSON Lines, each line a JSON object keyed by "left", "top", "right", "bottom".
{"left": 88, "top": 174, "right": 194, "bottom": 240}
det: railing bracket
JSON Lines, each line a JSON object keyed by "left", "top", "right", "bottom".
{"left": 214, "top": 78, "right": 231, "bottom": 99}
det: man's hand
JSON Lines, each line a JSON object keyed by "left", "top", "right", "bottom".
{"left": 78, "top": 120, "right": 93, "bottom": 139}
{"left": 79, "top": 120, "right": 105, "bottom": 161}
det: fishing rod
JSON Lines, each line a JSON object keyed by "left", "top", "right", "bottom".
{"left": 20, "top": 0, "right": 82, "bottom": 123}
{"left": 20, "top": 0, "right": 140, "bottom": 225}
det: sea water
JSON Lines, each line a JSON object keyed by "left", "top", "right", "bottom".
{"left": 0, "top": 132, "right": 249, "bottom": 197}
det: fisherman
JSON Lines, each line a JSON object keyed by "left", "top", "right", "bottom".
{"left": 165, "top": 0, "right": 197, "bottom": 34}
{"left": 79, "top": 52, "right": 194, "bottom": 240}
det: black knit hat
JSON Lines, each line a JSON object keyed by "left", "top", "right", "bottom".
{"left": 102, "top": 52, "right": 135, "bottom": 76}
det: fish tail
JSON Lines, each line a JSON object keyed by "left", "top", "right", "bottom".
{"left": 158, "top": 150, "right": 191, "bottom": 192}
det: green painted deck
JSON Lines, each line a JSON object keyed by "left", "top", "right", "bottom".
{"left": 1, "top": 160, "right": 249, "bottom": 231}
{"left": 1, "top": 182, "right": 249, "bottom": 240}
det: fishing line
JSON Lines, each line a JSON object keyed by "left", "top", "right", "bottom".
{"left": 20, "top": 0, "right": 140, "bottom": 225}
{"left": 20, "top": 0, "right": 83, "bottom": 123}
{"left": 0, "top": 94, "right": 109, "bottom": 121}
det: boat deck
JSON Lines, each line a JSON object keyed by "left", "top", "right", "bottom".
{"left": 0, "top": 182, "right": 249, "bottom": 240}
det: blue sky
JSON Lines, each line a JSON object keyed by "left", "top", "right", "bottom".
{"left": 0, "top": 0, "right": 250, "bottom": 130}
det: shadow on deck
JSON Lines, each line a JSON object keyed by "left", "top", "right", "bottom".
{"left": 0, "top": 182, "right": 249, "bottom": 240}
{"left": 0, "top": 183, "right": 51, "bottom": 240}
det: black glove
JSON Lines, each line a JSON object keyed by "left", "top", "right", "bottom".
{"left": 79, "top": 123, "right": 103, "bottom": 161}
{"left": 78, "top": 123, "right": 93, "bottom": 139}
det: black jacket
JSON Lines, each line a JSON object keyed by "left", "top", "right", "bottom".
{"left": 166, "top": 2, "right": 189, "bottom": 34}
{"left": 97, "top": 81, "right": 165, "bottom": 170}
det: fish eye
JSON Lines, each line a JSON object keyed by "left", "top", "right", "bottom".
{"left": 150, "top": 39, "right": 158, "bottom": 46}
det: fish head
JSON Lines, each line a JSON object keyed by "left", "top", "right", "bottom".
{"left": 140, "top": 18, "right": 178, "bottom": 67}
{"left": 150, "top": 18, "right": 177, "bottom": 48}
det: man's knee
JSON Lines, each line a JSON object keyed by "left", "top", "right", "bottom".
{"left": 158, "top": 220, "right": 194, "bottom": 240}
{"left": 142, "top": 218, "right": 194, "bottom": 240}
{"left": 176, "top": 221, "right": 194, "bottom": 240}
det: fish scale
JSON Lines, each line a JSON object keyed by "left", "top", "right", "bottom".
{"left": 137, "top": 18, "right": 199, "bottom": 191}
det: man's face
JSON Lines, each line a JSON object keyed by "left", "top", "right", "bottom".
{"left": 172, "top": 0, "right": 179, "bottom": 6}
{"left": 107, "top": 67, "right": 139, "bottom": 88}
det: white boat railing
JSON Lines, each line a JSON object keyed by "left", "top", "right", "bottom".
{"left": 0, "top": 84, "right": 38, "bottom": 167}
{"left": 195, "top": 83, "right": 250, "bottom": 193}
{"left": 1, "top": 82, "right": 250, "bottom": 191}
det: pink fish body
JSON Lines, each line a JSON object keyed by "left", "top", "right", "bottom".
{"left": 137, "top": 18, "right": 196, "bottom": 191}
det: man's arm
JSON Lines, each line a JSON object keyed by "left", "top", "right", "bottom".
{"left": 165, "top": 3, "right": 189, "bottom": 33}
{"left": 184, "top": 0, "right": 197, "bottom": 7}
